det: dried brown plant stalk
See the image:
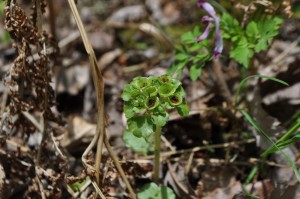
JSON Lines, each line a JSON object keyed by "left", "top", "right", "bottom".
{"left": 2, "top": 0, "right": 66, "bottom": 198}
{"left": 67, "top": 0, "right": 136, "bottom": 198}
{"left": 236, "top": 0, "right": 293, "bottom": 27}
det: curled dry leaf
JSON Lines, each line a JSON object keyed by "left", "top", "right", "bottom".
{"left": 98, "top": 48, "right": 122, "bottom": 71}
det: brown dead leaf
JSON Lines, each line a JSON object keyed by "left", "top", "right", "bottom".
{"left": 201, "top": 177, "right": 242, "bottom": 199}
{"left": 57, "top": 64, "right": 90, "bottom": 95}
{"left": 146, "top": 0, "right": 180, "bottom": 25}
{"left": 107, "top": 5, "right": 147, "bottom": 24}
{"left": 98, "top": 48, "right": 122, "bottom": 71}
{"left": 62, "top": 115, "right": 96, "bottom": 149}
{"left": 88, "top": 30, "right": 115, "bottom": 52}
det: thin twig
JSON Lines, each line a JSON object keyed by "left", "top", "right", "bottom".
{"left": 90, "top": 179, "right": 106, "bottom": 199}
{"left": 104, "top": 132, "right": 136, "bottom": 199}
{"left": 22, "top": 111, "right": 44, "bottom": 132}
{"left": 161, "top": 135, "right": 176, "bottom": 151}
{"left": 0, "top": 87, "right": 9, "bottom": 129}
{"left": 144, "top": 138, "right": 256, "bottom": 159}
{"left": 167, "top": 161, "right": 197, "bottom": 198}
{"left": 21, "top": 111, "right": 45, "bottom": 163}
{"left": 46, "top": 0, "right": 56, "bottom": 39}
{"left": 34, "top": 171, "right": 47, "bottom": 199}
{"left": 50, "top": 132, "right": 66, "bottom": 159}
{"left": 271, "top": 36, "right": 300, "bottom": 65}
{"left": 35, "top": 0, "right": 43, "bottom": 33}
{"left": 184, "top": 152, "right": 194, "bottom": 175}
{"left": 128, "top": 157, "right": 290, "bottom": 168}
{"left": 0, "top": 87, "right": 8, "bottom": 117}
{"left": 36, "top": 113, "right": 46, "bottom": 164}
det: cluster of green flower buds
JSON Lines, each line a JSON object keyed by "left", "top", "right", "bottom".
{"left": 122, "top": 75, "right": 189, "bottom": 125}
{"left": 121, "top": 75, "right": 189, "bottom": 153}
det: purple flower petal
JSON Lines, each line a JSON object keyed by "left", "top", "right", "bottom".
{"left": 195, "top": 16, "right": 214, "bottom": 42}
{"left": 213, "top": 33, "right": 223, "bottom": 59}
{"left": 197, "top": 0, "right": 205, "bottom": 7}
{"left": 202, "top": 16, "right": 214, "bottom": 23}
{"left": 195, "top": 22, "right": 212, "bottom": 42}
{"left": 196, "top": 0, "right": 223, "bottom": 59}
{"left": 198, "top": 1, "right": 218, "bottom": 20}
{"left": 213, "top": 17, "right": 222, "bottom": 58}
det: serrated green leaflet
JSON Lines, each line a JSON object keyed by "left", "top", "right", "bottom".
{"left": 190, "top": 64, "right": 202, "bottom": 81}
{"left": 221, "top": 13, "right": 282, "bottom": 68}
{"left": 230, "top": 44, "right": 254, "bottom": 68}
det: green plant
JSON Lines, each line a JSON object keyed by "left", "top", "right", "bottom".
{"left": 137, "top": 182, "right": 175, "bottom": 199}
{"left": 0, "top": 0, "right": 10, "bottom": 43}
{"left": 234, "top": 76, "right": 300, "bottom": 195}
{"left": 167, "top": 27, "right": 211, "bottom": 81}
{"left": 261, "top": 119, "right": 300, "bottom": 157}
{"left": 70, "top": 178, "right": 88, "bottom": 192}
{"left": 168, "top": 1, "right": 283, "bottom": 81}
{"left": 221, "top": 13, "right": 283, "bottom": 68}
{"left": 122, "top": 75, "right": 189, "bottom": 153}
{"left": 122, "top": 75, "right": 189, "bottom": 197}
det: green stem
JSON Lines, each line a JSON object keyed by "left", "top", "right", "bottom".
{"left": 277, "top": 120, "right": 300, "bottom": 143}
{"left": 154, "top": 125, "right": 162, "bottom": 184}
{"left": 261, "top": 120, "right": 300, "bottom": 157}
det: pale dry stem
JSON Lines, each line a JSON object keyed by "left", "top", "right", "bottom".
{"left": 68, "top": 1, "right": 135, "bottom": 198}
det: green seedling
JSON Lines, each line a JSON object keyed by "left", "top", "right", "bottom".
{"left": 167, "top": 26, "right": 211, "bottom": 80}
{"left": 137, "top": 182, "right": 175, "bottom": 199}
{"left": 70, "top": 178, "right": 88, "bottom": 192}
{"left": 122, "top": 75, "right": 189, "bottom": 197}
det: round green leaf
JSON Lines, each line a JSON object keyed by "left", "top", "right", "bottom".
{"left": 176, "top": 102, "right": 189, "bottom": 117}
{"left": 127, "top": 116, "right": 154, "bottom": 139}
{"left": 137, "top": 183, "right": 175, "bottom": 199}
{"left": 152, "top": 111, "right": 169, "bottom": 127}
{"left": 123, "top": 129, "right": 152, "bottom": 154}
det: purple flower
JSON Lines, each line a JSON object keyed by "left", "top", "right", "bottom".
{"left": 195, "top": 16, "right": 214, "bottom": 42}
{"left": 195, "top": 0, "right": 223, "bottom": 59}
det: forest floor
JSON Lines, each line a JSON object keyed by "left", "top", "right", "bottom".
{"left": 1, "top": 0, "right": 300, "bottom": 198}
